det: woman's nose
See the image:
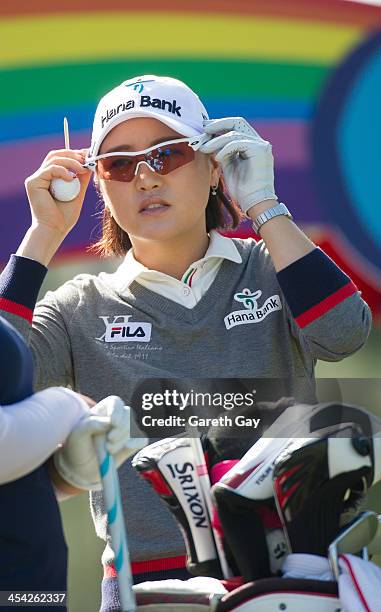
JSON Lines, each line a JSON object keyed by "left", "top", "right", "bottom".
{"left": 134, "top": 160, "right": 156, "bottom": 177}
{"left": 134, "top": 160, "right": 161, "bottom": 189}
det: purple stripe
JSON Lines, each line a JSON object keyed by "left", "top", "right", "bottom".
{"left": 0, "top": 181, "right": 101, "bottom": 263}
{"left": 252, "top": 120, "right": 310, "bottom": 167}
{"left": 0, "top": 130, "right": 91, "bottom": 199}
{"left": 0, "top": 122, "right": 308, "bottom": 198}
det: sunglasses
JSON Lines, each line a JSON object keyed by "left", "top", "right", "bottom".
{"left": 84, "top": 137, "right": 201, "bottom": 183}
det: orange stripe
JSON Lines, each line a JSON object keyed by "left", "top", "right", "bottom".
{"left": 0, "top": 297, "right": 33, "bottom": 323}
{"left": 2, "top": 0, "right": 380, "bottom": 27}
{"left": 295, "top": 281, "right": 357, "bottom": 328}
{"left": 104, "top": 554, "right": 187, "bottom": 578}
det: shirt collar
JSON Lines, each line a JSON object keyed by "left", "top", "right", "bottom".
{"left": 113, "top": 229, "right": 242, "bottom": 293}
{"left": 193, "top": 229, "right": 242, "bottom": 266}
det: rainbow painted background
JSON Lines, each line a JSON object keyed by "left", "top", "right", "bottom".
{"left": 1, "top": 0, "right": 381, "bottom": 316}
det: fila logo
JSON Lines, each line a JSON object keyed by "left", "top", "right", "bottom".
{"left": 95, "top": 315, "right": 152, "bottom": 343}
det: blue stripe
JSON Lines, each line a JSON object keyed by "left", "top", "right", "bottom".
{"left": 99, "top": 453, "right": 110, "bottom": 478}
{"left": 0, "top": 98, "right": 313, "bottom": 145}
{"left": 114, "top": 545, "right": 124, "bottom": 573}
{"left": 108, "top": 500, "right": 117, "bottom": 525}
{"left": 0, "top": 255, "right": 47, "bottom": 311}
{"left": 276, "top": 248, "right": 352, "bottom": 319}
{"left": 0, "top": 104, "right": 94, "bottom": 145}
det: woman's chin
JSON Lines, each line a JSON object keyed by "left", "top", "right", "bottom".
{"left": 131, "top": 220, "right": 194, "bottom": 243}
{"left": 128, "top": 227, "right": 185, "bottom": 245}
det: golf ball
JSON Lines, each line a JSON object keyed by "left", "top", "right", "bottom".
{"left": 50, "top": 176, "right": 81, "bottom": 202}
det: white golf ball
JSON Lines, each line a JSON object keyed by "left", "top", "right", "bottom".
{"left": 50, "top": 176, "right": 81, "bottom": 202}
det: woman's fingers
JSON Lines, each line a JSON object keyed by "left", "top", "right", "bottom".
{"left": 214, "top": 139, "right": 270, "bottom": 164}
{"left": 26, "top": 164, "right": 89, "bottom": 192}
{"left": 203, "top": 117, "right": 262, "bottom": 140}
{"left": 41, "top": 155, "right": 87, "bottom": 175}
{"left": 42, "top": 148, "right": 85, "bottom": 165}
{"left": 199, "top": 131, "right": 248, "bottom": 155}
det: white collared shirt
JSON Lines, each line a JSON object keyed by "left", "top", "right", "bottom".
{"left": 114, "top": 230, "right": 242, "bottom": 308}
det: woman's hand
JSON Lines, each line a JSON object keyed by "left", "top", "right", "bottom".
{"left": 18, "top": 148, "right": 92, "bottom": 265}
{"left": 199, "top": 117, "right": 277, "bottom": 215}
{"left": 53, "top": 396, "right": 148, "bottom": 491}
{"left": 24, "top": 148, "right": 92, "bottom": 237}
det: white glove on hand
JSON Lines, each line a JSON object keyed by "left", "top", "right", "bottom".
{"left": 199, "top": 117, "right": 277, "bottom": 214}
{"left": 54, "top": 396, "right": 147, "bottom": 491}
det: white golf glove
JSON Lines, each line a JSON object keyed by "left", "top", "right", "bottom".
{"left": 199, "top": 117, "right": 277, "bottom": 214}
{"left": 54, "top": 395, "right": 147, "bottom": 491}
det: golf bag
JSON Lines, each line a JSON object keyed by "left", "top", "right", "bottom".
{"left": 132, "top": 400, "right": 381, "bottom": 611}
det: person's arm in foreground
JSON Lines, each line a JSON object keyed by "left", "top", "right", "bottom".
{"left": 0, "top": 389, "right": 147, "bottom": 497}
{"left": 0, "top": 387, "right": 90, "bottom": 485}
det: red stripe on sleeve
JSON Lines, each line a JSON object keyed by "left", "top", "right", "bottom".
{"left": 0, "top": 297, "right": 33, "bottom": 324}
{"left": 104, "top": 554, "right": 187, "bottom": 578}
{"left": 295, "top": 281, "right": 357, "bottom": 328}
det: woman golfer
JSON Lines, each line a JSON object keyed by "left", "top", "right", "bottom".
{"left": 0, "top": 75, "right": 371, "bottom": 610}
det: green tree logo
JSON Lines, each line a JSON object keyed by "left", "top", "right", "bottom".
{"left": 234, "top": 288, "right": 262, "bottom": 310}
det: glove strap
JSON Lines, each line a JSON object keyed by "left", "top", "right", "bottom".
{"left": 252, "top": 203, "right": 293, "bottom": 235}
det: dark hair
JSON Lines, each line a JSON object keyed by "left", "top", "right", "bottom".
{"left": 89, "top": 176, "right": 243, "bottom": 258}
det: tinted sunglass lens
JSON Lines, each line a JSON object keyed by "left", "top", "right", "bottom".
{"left": 150, "top": 143, "right": 194, "bottom": 175}
{"left": 98, "top": 156, "right": 136, "bottom": 181}
{"left": 97, "top": 142, "right": 195, "bottom": 182}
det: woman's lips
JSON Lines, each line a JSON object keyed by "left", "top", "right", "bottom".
{"left": 139, "top": 199, "right": 170, "bottom": 215}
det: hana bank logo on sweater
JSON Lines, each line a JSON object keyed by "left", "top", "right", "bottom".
{"left": 95, "top": 315, "right": 152, "bottom": 342}
{"left": 224, "top": 288, "right": 282, "bottom": 330}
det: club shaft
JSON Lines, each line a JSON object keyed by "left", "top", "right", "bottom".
{"left": 94, "top": 435, "right": 136, "bottom": 612}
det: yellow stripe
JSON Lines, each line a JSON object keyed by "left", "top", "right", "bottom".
{"left": 0, "top": 12, "right": 363, "bottom": 69}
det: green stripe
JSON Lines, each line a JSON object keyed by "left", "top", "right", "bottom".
{"left": 0, "top": 59, "right": 328, "bottom": 113}
{"left": 183, "top": 268, "right": 195, "bottom": 285}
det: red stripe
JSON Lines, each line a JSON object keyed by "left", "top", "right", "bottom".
{"left": 104, "top": 555, "right": 187, "bottom": 578}
{"left": 2, "top": 1, "right": 380, "bottom": 27}
{"left": 224, "top": 464, "right": 260, "bottom": 490}
{"left": 140, "top": 469, "right": 172, "bottom": 497}
{"left": 0, "top": 298, "right": 33, "bottom": 324}
{"left": 273, "top": 464, "right": 302, "bottom": 510}
{"left": 340, "top": 555, "right": 371, "bottom": 612}
{"left": 188, "top": 268, "right": 197, "bottom": 287}
{"left": 295, "top": 281, "right": 357, "bottom": 328}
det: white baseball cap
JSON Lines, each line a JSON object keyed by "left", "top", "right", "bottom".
{"left": 88, "top": 75, "right": 209, "bottom": 159}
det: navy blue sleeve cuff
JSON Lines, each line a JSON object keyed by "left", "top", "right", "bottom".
{"left": 276, "top": 248, "right": 357, "bottom": 327}
{"left": 0, "top": 255, "right": 48, "bottom": 322}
